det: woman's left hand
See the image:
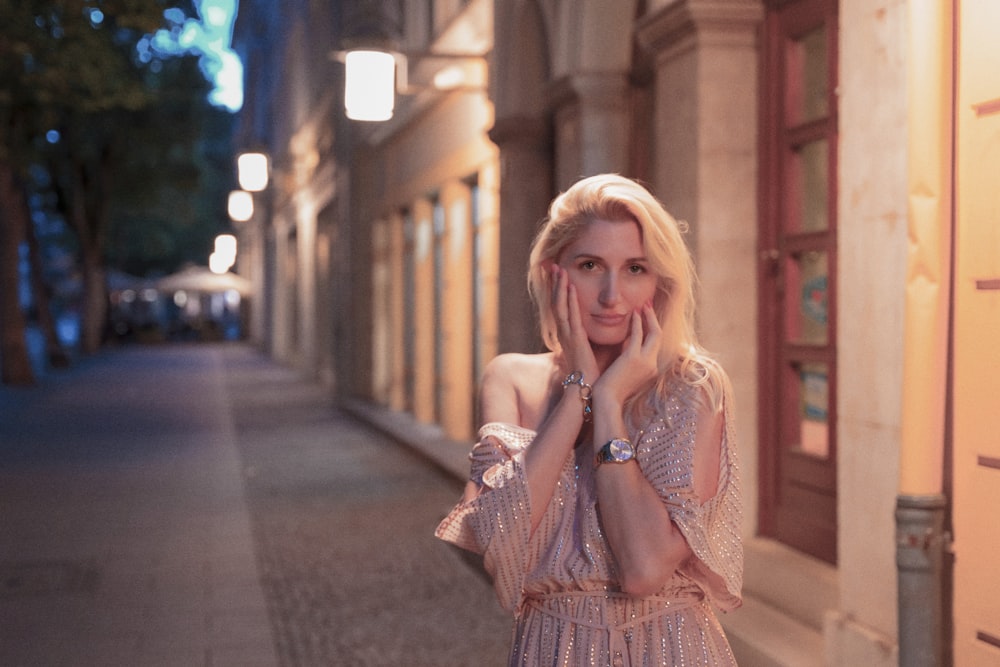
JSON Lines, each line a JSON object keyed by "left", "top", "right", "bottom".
{"left": 594, "top": 303, "right": 661, "bottom": 406}
{"left": 551, "top": 264, "right": 600, "bottom": 382}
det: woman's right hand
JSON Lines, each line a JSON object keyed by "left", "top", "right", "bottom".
{"left": 551, "top": 264, "right": 599, "bottom": 381}
{"left": 594, "top": 303, "right": 661, "bottom": 408}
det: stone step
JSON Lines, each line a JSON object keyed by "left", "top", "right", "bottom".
{"left": 721, "top": 594, "right": 826, "bottom": 667}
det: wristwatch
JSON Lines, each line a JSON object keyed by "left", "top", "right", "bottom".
{"left": 595, "top": 438, "right": 636, "bottom": 467}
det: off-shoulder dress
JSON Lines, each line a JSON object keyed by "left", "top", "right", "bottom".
{"left": 436, "top": 376, "right": 743, "bottom": 666}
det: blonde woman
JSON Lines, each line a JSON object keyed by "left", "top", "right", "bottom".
{"left": 436, "top": 174, "right": 743, "bottom": 666}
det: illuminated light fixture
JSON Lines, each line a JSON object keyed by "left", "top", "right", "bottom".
{"left": 433, "top": 64, "right": 466, "bottom": 89}
{"left": 228, "top": 190, "right": 254, "bottom": 222}
{"left": 209, "top": 252, "right": 231, "bottom": 274}
{"left": 237, "top": 152, "right": 269, "bottom": 191}
{"left": 337, "top": 48, "right": 487, "bottom": 122}
{"left": 214, "top": 234, "right": 237, "bottom": 260}
{"left": 344, "top": 49, "right": 397, "bottom": 121}
{"left": 210, "top": 234, "right": 237, "bottom": 274}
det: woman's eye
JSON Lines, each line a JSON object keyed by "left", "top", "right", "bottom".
{"left": 580, "top": 261, "right": 597, "bottom": 271}
{"left": 629, "top": 264, "right": 646, "bottom": 274}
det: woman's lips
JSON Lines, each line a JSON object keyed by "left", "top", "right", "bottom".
{"left": 591, "top": 313, "right": 628, "bottom": 327}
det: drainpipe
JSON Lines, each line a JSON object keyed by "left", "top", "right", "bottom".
{"left": 897, "top": 1, "right": 955, "bottom": 665}
{"left": 896, "top": 494, "right": 948, "bottom": 666}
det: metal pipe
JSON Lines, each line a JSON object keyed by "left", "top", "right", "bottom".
{"left": 896, "top": 493, "right": 949, "bottom": 666}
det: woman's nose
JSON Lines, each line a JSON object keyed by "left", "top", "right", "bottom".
{"left": 599, "top": 275, "right": 620, "bottom": 305}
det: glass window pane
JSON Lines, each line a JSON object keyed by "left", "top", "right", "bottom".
{"left": 798, "top": 362, "right": 830, "bottom": 458}
{"left": 785, "top": 250, "right": 828, "bottom": 345}
{"left": 799, "top": 139, "right": 828, "bottom": 232}
{"left": 788, "top": 26, "right": 828, "bottom": 123}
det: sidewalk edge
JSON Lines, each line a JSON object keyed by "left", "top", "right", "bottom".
{"left": 341, "top": 399, "right": 472, "bottom": 483}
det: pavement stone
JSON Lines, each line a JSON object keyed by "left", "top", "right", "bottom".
{"left": 219, "top": 345, "right": 511, "bottom": 666}
{"left": 0, "top": 343, "right": 510, "bottom": 666}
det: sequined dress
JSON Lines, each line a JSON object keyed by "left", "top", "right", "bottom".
{"left": 435, "top": 376, "right": 743, "bottom": 666}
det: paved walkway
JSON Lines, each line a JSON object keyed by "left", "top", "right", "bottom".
{"left": 0, "top": 343, "right": 509, "bottom": 666}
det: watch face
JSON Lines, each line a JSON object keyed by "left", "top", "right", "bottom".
{"left": 606, "top": 438, "right": 634, "bottom": 462}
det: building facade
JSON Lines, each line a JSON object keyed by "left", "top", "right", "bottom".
{"left": 232, "top": 1, "right": 999, "bottom": 664}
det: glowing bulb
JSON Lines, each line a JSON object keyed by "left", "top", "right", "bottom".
{"left": 237, "top": 152, "right": 269, "bottom": 191}
{"left": 228, "top": 190, "right": 253, "bottom": 222}
{"left": 345, "top": 50, "right": 396, "bottom": 121}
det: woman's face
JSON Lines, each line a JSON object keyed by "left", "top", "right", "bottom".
{"left": 556, "top": 218, "right": 659, "bottom": 348}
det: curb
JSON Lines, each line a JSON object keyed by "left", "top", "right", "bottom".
{"left": 341, "top": 399, "right": 472, "bottom": 484}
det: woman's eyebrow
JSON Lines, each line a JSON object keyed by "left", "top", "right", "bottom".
{"left": 567, "top": 252, "right": 650, "bottom": 263}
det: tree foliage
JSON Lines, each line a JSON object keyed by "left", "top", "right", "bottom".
{"left": 1, "top": 0, "right": 236, "bottom": 381}
{"left": 105, "top": 55, "right": 236, "bottom": 276}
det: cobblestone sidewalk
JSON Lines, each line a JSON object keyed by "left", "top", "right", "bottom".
{"left": 222, "top": 348, "right": 511, "bottom": 666}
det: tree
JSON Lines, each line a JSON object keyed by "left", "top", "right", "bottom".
{"left": 0, "top": 162, "right": 34, "bottom": 384}
{"left": 0, "top": 0, "right": 219, "bottom": 380}
{"left": 105, "top": 55, "right": 236, "bottom": 277}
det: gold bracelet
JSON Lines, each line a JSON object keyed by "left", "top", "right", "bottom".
{"left": 562, "top": 371, "right": 593, "bottom": 422}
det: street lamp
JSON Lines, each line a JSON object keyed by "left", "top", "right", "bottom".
{"left": 210, "top": 234, "right": 237, "bottom": 274}
{"left": 345, "top": 49, "right": 397, "bottom": 121}
{"left": 228, "top": 190, "right": 254, "bottom": 222}
{"left": 335, "top": 48, "right": 487, "bottom": 122}
{"left": 237, "top": 152, "right": 269, "bottom": 191}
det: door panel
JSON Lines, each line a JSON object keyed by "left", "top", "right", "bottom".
{"left": 953, "top": 2, "right": 1000, "bottom": 663}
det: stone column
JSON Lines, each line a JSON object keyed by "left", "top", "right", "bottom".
{"left": 410, "top": 198, "right": 436, "bottom": 424}
{"left": 637, "top": 0, "right": 763, "bottom": 532}
{"left": 551, "top": 72, "right": 631, "bottom": 185}
{"left": 439, "top": 180, "right": 476, "bottom": 440}
{"left": 488, "top": 115, "right": 553, "bottom": 355}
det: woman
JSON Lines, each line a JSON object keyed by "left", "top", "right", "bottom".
{"left": 436, "top": 174, "right": 743, "bottom": 666}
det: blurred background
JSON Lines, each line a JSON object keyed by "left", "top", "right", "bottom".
{"left": 2, "top": 1, "right": 998, "bottom": 665}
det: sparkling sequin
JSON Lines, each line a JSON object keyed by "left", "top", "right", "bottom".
{"left": 435, "top": 375, "right": 743, "bottom": 666}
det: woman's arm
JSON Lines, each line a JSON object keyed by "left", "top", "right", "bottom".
{"left": 473, "top": 353, "right": 585, "bottom": 534}
{"left": 592, "top": 394, "right": 722, "bottom": 596}
{"left": 590, "top": 308, "right": 724, "bottom": 596}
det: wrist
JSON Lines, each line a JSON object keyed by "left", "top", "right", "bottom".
{"left": 594, "top": 437, "right": 636, "bottom": 467}
{"left": 590, "top": 395, "right": 629, "bottom": 453}
{"left": 561, "top": 370, "right": 593, "bottom": 422}
{"left": 591, "top": 391, "right": 624, "bottom": 416}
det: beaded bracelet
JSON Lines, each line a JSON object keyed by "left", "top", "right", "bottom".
{"left": 562, "top": 370, "right": 593, "bottom": 422}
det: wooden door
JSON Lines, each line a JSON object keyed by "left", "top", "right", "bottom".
{"left": 759, "top": 0, "right": 839, "bottom": 564}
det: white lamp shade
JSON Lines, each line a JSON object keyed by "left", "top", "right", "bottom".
{"left": 209, "top": 252, "right": 228, "bottom": 274}
{"left": 228, "top": 190, "right": 254, "bottom": 222}
{"left": 345, "top": 50, "right": 396, "bottom": 121}
{"left": 214, "top": 234, "right": 237, "bottom": 261}
{"left": 237, "top": 152, "right": 269, "bottom": 191}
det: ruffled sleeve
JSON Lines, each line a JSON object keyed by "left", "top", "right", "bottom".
{"left": 434, "top": 423, "right": 536, "bottom": 612}
{"left": 638, "top": 382, "right": 744, "bottom": 611}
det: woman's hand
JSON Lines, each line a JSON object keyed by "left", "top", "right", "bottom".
{"left": 594, "top": 303, "right": 661, "bottom": 407}
{"left": 551, "top": 264, "right": 599, "bottom": 381}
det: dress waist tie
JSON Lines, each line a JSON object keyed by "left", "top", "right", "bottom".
{"left": 523, "top": 591, "right": 702, "bottom": 667}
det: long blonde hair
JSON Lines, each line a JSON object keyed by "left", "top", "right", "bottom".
{"left": 527, "top": 174, "right": 727, "bottom": 413}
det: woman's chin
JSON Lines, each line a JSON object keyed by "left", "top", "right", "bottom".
{"left": 588, "top": 334, "right": 628, "bottom": 350}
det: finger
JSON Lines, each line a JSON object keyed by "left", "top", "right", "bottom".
{"left": 567, "top": 282, "right": 584, "bottom": 335}
{"left": 640, "top": 304, "right": 661, "bottom": 352}
{"left": 623, "top": 310, "right": 643, "bottom": 353}
{"left": 552, "top": 266, "right": 569, "bottom": 330}
{"left": 642, "top": 303, "right": 660, "bottom": 334}
{"left": 550, "top": 264, "right": 560, "bottom": 306}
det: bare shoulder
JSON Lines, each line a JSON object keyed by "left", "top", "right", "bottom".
{"left": 483, "top": 352, "right": 553, "bottom": 379}
{"left": 480, "top": 353, "right": 557, "bottom": 428}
